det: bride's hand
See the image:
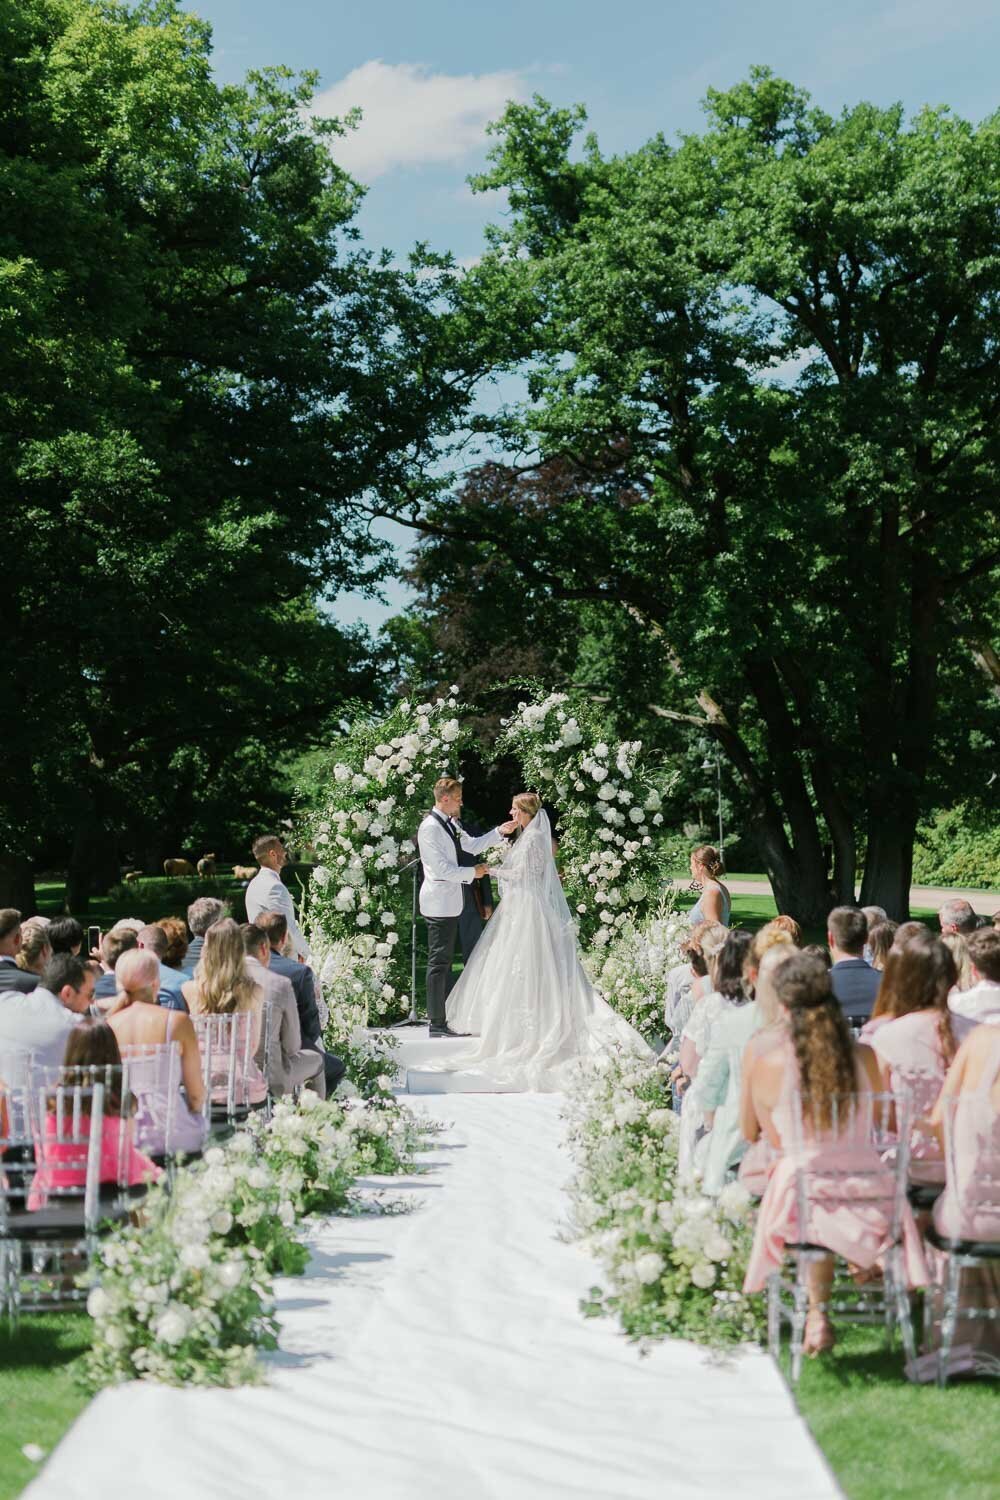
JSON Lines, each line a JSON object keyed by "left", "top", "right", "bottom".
{"left": 498, "top": 820, "right": 518, "bottom": 835}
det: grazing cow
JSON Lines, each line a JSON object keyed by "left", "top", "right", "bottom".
{"left": 197, "top": 854, "right": 218, "bottom": 879}
{"left": 123, "top": 870, "right": 142, "bottom": 884}
{"left": 163, "top": 858, "right": 196, "bottom": 878}
{"left": 232, "top": 865, "right": 257, "bottom": 882}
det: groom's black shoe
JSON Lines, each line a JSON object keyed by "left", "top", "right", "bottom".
{"left": 428, "top": 1024, "right": 469, "bottom": 1039}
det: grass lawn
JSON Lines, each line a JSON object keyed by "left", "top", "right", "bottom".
{"left": 0, "top": 1315, "right": 91, "bottom": 1500}
{"left": 788, "top": 1324, "right": 998, "bottom": 1500}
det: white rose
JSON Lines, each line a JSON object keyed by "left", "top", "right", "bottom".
{"left": 653, "top": 813, "right": 664, "bottom": 825}
{"left": 718, "top": 1181, "right": 752, "bottom": 1220}
{"left": 333, "top": 763, "right": 351, "bottom": 782}
{"left": 87, "top": 1287, "right": 113, "bottom": 1318}
{"left": 376, "top": 942, "right": 391, "bottom": 958}
{"left": 705, "top": 1231, "right": 733, "bottom": 1262}
{"left": 690, "top": 1261, "right": 717, "bottom": 1289}
{"left": 210, "top": 1209, "right": 233, "bottom": 1235}
{"left": 180, "top": 1243, "right": 211, "bottom": 1271}
{"left": 155, "top": 1305, "right": 192, "bottom": 1345}
{"left": 629, "top": 807, "right": 645, "bottom": 824}
{"left": 597, "top": 782, "right": 616, "bottom": 801}
{"left": 381, "top": 911, "right": 396, "bottom": 926}
{"left": 357, "top": 913, "right": 371, "bottom": 927}
{"left": 217, "top": 1260, "right": 244, "bottom": 1291}
{"left": 594, "top": 742, "right": 609, "bottom": 758}
{"left": 312, "top": 865, "right": 331, "bottom": 888}
{"left": 634, "top": 1251, "right": 666, "bottom": 1285}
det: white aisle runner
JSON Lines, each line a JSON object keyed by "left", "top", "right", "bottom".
{"left": 27, "top": 1095, "right": 839, "bottom": 1500}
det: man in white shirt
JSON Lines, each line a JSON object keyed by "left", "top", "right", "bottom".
{"left": 417, "top": 777, "right": 515, "bottom": 1038}
{"left": 949, "top": 928, "right": 1000, "bottom": 1039}
{"left": 0, "top": 953, "right": 94, "bottom": 1084}
{"left": 245, "top": 835, "right": 310, "bottom": 962}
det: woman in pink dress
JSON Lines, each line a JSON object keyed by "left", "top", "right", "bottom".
{"left": 866, "top": 930, "right": 958, "bottom": 1186}
{"left": 741, "top": 951, "right": 927, "bottom": 1355}
{"left": 914, "top": 1023, "right": 1000, "bottom": 1379}
{"left": 108, "top": 949, "right": 208, "bottom": 1156}
{"left": 29, "top": 1021, "right": 161, "bottom": 1210}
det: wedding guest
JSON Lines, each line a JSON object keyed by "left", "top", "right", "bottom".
{"left": 741, "top": 951, "right": 927, "bottom": 1353}
{"left": 700, "top": 943, "right": 796, "bottom": 1194}
{"left": 182, "top": 919, "right": 267, "bottom": 1107}
{"left": 919, "top": 1022, "right": 1000, "bottom": 1379}
{"left": 14, "top": 917, "right": 53, "bottom": 982}
{"left": 0, "top": 954, "right": 93, "bottom": 1080}
{"left": 948, "top": 928, "right": 1000, "bottom": 1037}
{"left": 0, "top": 909, "right": 38, "bottom": 993}
{"left": 135, "top": 924, "right": 188, "bottom": 1011}
{"left": 942, "top": 933, "right": 973, "bottom": 994}
{"left": 938, "top": 898, "right": 977, "bottom": 937}
{"left": 256, "top": 910, "right": 345, "bottom": 1095}
{"left": 48, "top": 917, "right": 84, "bottom": 956}
{"left": 862, "top": 904, "right": 888, "bottom": 933}
{"left": 107, "top": 950, "right": 207, "bottom": 1157}
{"left": 680, "top": 929, "right": 752, "bottom": 1081}
{"left": 28, "top": 1020, "right": 162, "bottom": 1210}
{"left": 92, "top": 925, "right": 139, "bottom": 1002}
{"left": 156, "top": 916, "right": 190, "bottom": 973}
{"left": 892, "top": 920, "right": 928, "bottom": 949}
{"left": 866, "top": 921, "right": 897, "bottom": 973}
{"left": 769, "top": 915, "right": 803, "bottom": 944}
{"left": 686, "top": 846, "right": 731, "bottom": 927}
{"left": 245, "top": 835, "right": 310, "bottom": 962}
{"left": 801, "top": 943, "right": 832, "bottom": 968}
{"left": 827, "top": 906, "right": 881, "bottom": 1020}
{"left": 865, "top": 929, "right": 958, "bottom": 1183}
{"left": 183, "top": 897, "right": 228, "bottom": 975}
{"left": 241, "top": 924, "right": 325, "bottom": 1098}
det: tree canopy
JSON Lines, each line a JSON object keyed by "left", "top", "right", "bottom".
{"left": 376, "top": 69, "right": 1000, "bottom": 920}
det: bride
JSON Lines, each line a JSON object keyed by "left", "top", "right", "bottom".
{"left": 437, "top": 792, "right": 652, "bottom": 1091}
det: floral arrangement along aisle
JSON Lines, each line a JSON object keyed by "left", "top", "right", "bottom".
{"left": 499, "top": 692, "right": 674, "bottom": 951}
{"left": 304, "top": 689, "right": 472, "bottom": 1025}
{"left": 564, "top": 1052, "right": 764, "bottom": 1348}
{"left": 583, "top": 894, "right": 690, "bottom": 1044}
{"left": 83, "top": 1093, "right": 433, "bottom": 1390}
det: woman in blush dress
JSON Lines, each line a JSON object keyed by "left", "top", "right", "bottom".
{"left": 866, "top": 930, "right": 958, "bottom": 1187}
{"left": 440, "top": 795, "right": 652, "bottom": 1091}
{"left": 741, "top": 952, "right": 927, "bottom": 1355}
{"left": 108, "top": 949, "right": 208, "bottom": 1157}
{"left": 183, "top": 919, "right": 267, "bottom": 1109}
{"left": 912, "top": 1023, "right": 1000, "bottom": 1380}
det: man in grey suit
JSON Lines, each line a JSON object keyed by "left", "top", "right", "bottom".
{"left": 242, "top": 924, "right": 326, "bottom": 1098}
{"left": 0, "top": 910, "right": 38, "bottom": 994}
{"left": 183, "top": 897, "right": 228, "bottom": 975}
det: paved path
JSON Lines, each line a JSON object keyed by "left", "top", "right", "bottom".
{"left": 721, "top": 881, "right": 999, "bottom": 917}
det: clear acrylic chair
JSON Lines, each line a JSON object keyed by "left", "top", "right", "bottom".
{"left": 767, "top": 1089, "right": 916, "bottom": 1384}
{"left": 192, "top": 1010, "right": 257, "bottom": 1129}
{"left": 925, "top": 1091, "right": 1000, "bottom": 1387}
{"left": 1, "top": 1078, "right": 109, "bottom": 1322}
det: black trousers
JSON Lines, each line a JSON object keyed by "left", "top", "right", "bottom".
{"left": 425, "top": 914, "right": 459, "bottom": 1027}
{"left": 457, "top": 885, "right": 485, "bottom": 966}
{"left": 307, "top": 1039, "right": 346, "bottom": 1095}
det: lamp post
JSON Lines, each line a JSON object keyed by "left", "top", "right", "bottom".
{"left": 701, "top": 754, "right": 724, "bottom": 855}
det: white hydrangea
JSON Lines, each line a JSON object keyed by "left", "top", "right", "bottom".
{"left": 634, "top": 1251, "right": 666, "bottom": 1285}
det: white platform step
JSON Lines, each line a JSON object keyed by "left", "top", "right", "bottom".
{"left": 380, "top": 1030, "right": 513, "bottom": 1095}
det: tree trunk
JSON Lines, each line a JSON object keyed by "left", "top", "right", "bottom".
{"left": 859, "top": 806, "right": 917, "bottom": 920}
{"left": 0, "top": 852, "right": 36, "bottom": 915}
{"left": 65, "top": 805, "right": 122, "bottom": 915}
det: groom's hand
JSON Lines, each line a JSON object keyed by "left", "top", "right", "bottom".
{"left": 498, "top": 820, "right": 518, "bottom": 835}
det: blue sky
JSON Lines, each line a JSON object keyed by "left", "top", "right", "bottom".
{"left": 191, "top": 0, "right": 998, "bottom": 630}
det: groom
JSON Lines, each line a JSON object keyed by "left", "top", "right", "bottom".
{"left": 417, "top": 777, "right": 515, "bottom": 1038}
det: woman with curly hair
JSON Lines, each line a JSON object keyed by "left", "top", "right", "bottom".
{"left": 741, "top": 951, "right": 927, "bottom": 1354}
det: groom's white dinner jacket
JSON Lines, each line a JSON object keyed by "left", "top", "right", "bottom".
{"left": 417, "top": 812, "right": 501, "bottom": 920}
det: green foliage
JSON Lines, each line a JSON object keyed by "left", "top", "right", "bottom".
{"left": 393, "top": 69, "right": 1000, "bottom": 921}
{"left": 0, "top": 0, "right": 468, "bottom": 906}
{"left": 911, "top": 806, "right": 1000, "bottom": 890}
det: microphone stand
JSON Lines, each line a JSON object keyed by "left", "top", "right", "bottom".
{"left": 392, "top": 857, "right": 424, "bottom": 1028}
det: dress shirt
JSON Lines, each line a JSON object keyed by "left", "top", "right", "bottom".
{"left": 0, "top": 986, "right": 79, "bottom": 1081}
{"left": 245, "top": 867, "right": 310, "bottom": 960}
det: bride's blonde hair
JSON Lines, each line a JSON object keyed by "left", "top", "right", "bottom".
{"left": 513, "top": 791, "right": 541, "bottom": 819}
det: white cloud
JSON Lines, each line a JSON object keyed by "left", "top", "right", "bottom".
{"left": 313, "top": 60, "right": 529, "bottom": 182}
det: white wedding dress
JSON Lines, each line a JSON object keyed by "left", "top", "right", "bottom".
{"left": 434, "top": 809, "right": 652, "bottom": 1092}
